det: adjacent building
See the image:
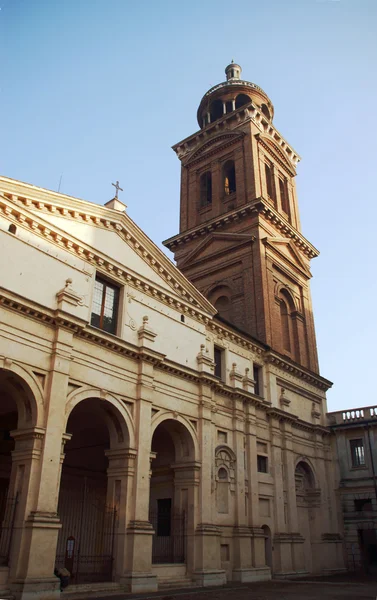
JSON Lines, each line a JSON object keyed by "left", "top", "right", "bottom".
{"left": 0, "top": 63, "right": 345, "bottom": 600}
{"left": 328, "top": 407, "right": 377, "bottom": 572}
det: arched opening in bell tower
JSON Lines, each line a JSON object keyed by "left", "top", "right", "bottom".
{"left": 235, "top": 93, "right": 250, "bottom": 109}
{"left": 210, "top": 99, "right": 224, "bottom": 123}
{"left": 199, "top": 171, "right": 212, "bottom": 207}
{"left": 223, "top": 160, "right": 236, "bottom": 196}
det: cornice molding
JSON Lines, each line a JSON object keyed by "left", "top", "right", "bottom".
{"left": 266, "top": 407, "right": 330, "bottom": 436}
{"left": 266, "top": 351, "right": 332, "bottom": 392}
{"left": 182, "top": 131, "right": 245, "bottom": 167}
{"left": 173, "top": 101, "right": 300, "bottom": 168}
{"left": 0, "top": 186, "right": 216, "bottom": 318}
{"left": 164, "top": 197, "right": 318, "bottom": 260}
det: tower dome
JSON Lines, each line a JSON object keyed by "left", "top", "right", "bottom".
{"left": 197, "top": 62, "right": 274, "bottom": 128}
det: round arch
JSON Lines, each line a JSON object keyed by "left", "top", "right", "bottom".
{"left": 294, "top": 458, "right": 317, "bottom": 489}
{"left": 65, "top": 387, "right": 135, "bottom": 449}
{"left": 151, "top": 411, "right": 199, "bottom": 461}
{"left": 275, "top": 286, "right": 297, "bottom": 312}
{"left": 235, "top": 93, "right": 251, "bottom": 109}
{"left": 0, "top": 363, "right": 43, "bottom": 428}
{"left": 208, "top": 285, "right": 232, "bottom": 322}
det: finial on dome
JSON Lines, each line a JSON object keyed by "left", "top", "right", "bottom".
{"left": 225, "top": 61, "right": 241, "bottom": 81}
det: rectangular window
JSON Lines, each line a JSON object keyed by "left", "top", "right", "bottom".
{"left": 350, "top": 438, "right": 365, "bottom": 467}
{"left": 218, "top": 430, "right": 228, "bottom": 444}
{"left": 354, "top": 498, "right": 372, "bottom": 512}
{"left": 91, "top": 276, "right": 120, "bottom": 335}
{"left": 214, "top": 346, "right": 224, "bottom": 380}
{"left": 265, "top": 163, "right": 275, "bottom": 204}
{"left": 157, "top": 498, "right": 172, "bottom": 536}
{"left": 257, "top": 455, "right": 268, "bottom": 473}
{"left": 253, "top": 364, "right": 262, "bottom": 396}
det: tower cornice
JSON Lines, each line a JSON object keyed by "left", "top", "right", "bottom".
{"left": 163, "top": 198, "right": 319, "bottom": 260}
{"left": 173, "top": 102, "right": 300, "bottom": 168}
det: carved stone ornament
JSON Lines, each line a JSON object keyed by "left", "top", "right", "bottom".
{"left": 279, "top": 387, "right": 291, "bottom": 408}
{"left": 56, "top": 278, "right": 84, "bottom": 309}
{"left": 137, "top": 315, "right": 157, "bottom": 345}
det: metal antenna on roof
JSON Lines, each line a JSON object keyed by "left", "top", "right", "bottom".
{"left": 58, "top": 174, "right": 63, "bottom": 193}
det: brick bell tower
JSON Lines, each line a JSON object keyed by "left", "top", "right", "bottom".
{"left": 164, "top": 62, "right": 319, "bottom": 372}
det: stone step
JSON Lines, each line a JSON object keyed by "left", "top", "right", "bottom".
{"left": 62, "top": 581, "right": 121, "bottom": 599}
{"left": 158, "top": 578, "right": 197, "bottom": 590}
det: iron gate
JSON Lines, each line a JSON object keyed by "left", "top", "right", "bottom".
{"left": 149, "top": 508, "right": 186, "bottom": 564}
{"left": 55, "top": 478, "right": 116, "bottom": 583}
{"left": 0, "top": 490, "right": 18, "bottom": 566}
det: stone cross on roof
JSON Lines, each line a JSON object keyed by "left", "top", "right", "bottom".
{"left": 112, "top": 180, "right": 123, "bottom": 199}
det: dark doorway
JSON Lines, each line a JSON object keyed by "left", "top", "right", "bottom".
{"left": 359, "top": 528, "right": 377, "bottom": 573}
{"left": 55, "top": 398, "right": 117, "bottom": 583}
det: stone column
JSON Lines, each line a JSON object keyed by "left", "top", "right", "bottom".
{"left": 0, "top": 427, "right": 46, "bottom": 593}
{"left": 172, "top": 461, "right": 201, "bottom": 576}
{"left": 269, "top": 414, "right": 295, "bottom": 576}
{"left": 229, "top": 370, "right": 254, "bottom": 582}
{"left": 121, "top": 353, "right": 158, "bottom": 593}
{"left": 244, "top": 402, "right": 271, "bottom": 581}
{"left": 194, "top": 378, "right": 226, "bottom": 587}
{"left": 11, "top": 323, "right": 75, "bottom": 600}
{"left": 105, "top": 448, "right": 137, "bottom": 582}
{"left": 281, "top": 421, "right": 305, "bottom": 574}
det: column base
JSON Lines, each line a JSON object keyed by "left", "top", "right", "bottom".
{"left": 10, "top": 577, "right": 60, "bottom": 600}
{"left": 193, "top": 569, "right": 226, "bottom": 587}
{"left": 274, "top": 570, "right": 309, "bottom": 579}
{"left": 120, "top": 572, "right": 158, "bottom": 593}
{"left": 232, "top": 567, "right": 271, "bottom": 582}
{"left": 0, "top": 566, "right": 11, "bottom": 600}
{"left": 0, "top": 566, "right": 9, "bottom": 586}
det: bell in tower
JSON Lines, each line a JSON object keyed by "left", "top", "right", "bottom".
{"left": 164, "top": 63, "right": 320, "bottom": 373}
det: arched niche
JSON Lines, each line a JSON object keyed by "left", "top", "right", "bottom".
{"left": 208, "top": 285, "right": 232, "bottom": 322}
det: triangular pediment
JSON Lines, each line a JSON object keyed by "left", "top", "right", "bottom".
{"left": 0, "top": 179, "right": 216, "bottom": 316}
{"left": 256, "top": 134, "right": 296, "bottom": 176}
{"left": 183, "top": 131, "right": 245, "bottom": 166}
{"left": 263, "top": 236, "right": 311, "bottom": 277}
{"left": 180, "top": 231, "right": 254, "bottom": 269}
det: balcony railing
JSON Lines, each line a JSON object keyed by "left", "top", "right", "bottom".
{"left": 327, "top": 406, "right": 377, "bottom": 426}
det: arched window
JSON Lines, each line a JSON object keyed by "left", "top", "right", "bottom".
{"left": 265, "top": 162, "right": 275, "bottom": 204}
{"left": 279, "top": 289, "right": 299, "bottom": 359}
{"left": 225, "top": 100, "right": 233, "bottom": 113}
{"left": 223, "top": 160, "right": 236, "bottom": 196}
{"left": 235, "top": 94, "right": 250, "bottom": 109}
{"left": 8, "top": 224, "right": 17, "bottom": 234}
{"left": 216, "top": 467, "right": 229, "bottom": 513}
{"left": 280, "top": 300, "right": 291, "bottom": 352}
{"left": 295, "top": 461, "right": 315, "bottom": 493}
{"left": 210, "top": 99, "right": 224, "bottom": 123}
{"left": 218, "top": 467, "right": 228, "bottom": 480}
{"left": 279, "top": 178, "right": 290, "bottom": 217}
{"left": 261, "top": 104, "right": 271, "bottom": 120}
{"left": 199, "top": 171, "right": 212, "bottom": 207}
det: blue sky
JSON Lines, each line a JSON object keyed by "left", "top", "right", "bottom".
{"left": 1, "top": 0, "right": 376, "bottom": 411}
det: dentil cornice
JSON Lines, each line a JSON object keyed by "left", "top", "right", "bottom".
{"left": 0, "top": 180, "right": 216, "bottom": 318}
{"left": 164, "top": 197, "right": 319, "bottom": 260}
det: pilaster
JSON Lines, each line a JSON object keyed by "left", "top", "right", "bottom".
{"left": 121, "top": 355, "right": 157, "bottom": 593}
